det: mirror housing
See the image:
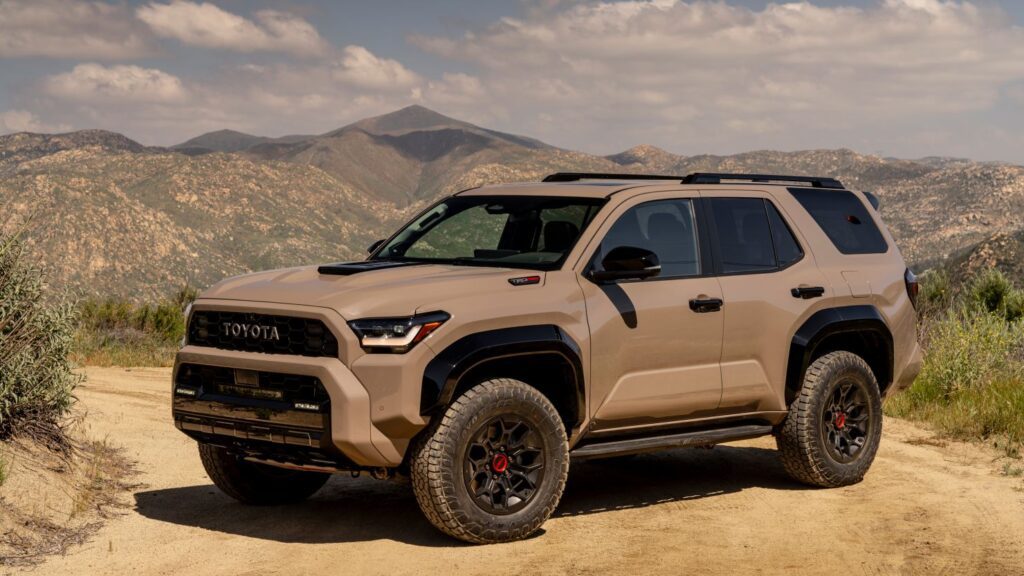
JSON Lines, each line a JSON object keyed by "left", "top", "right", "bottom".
{"left": 367, "top": 239, "right": 386, "bottom": 254}
{"left": 589, "top": 246, "right": 661, "bottom": 283}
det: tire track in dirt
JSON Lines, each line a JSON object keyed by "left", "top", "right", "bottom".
{"left": 19, "top": 367, "right": 1024, "bottom": 576}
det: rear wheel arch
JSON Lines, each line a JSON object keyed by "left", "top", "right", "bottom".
{"left": 786, "top": 305, "right": 894, "bottom": 405}
{"left": 421, "top": 325, "right": 586, "bottom": 433}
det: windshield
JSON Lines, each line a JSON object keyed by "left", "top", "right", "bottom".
{"left": 371, "top": 195, "right": 606, "bottom": 270}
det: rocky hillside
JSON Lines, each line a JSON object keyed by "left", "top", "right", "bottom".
{"left": 0, "top": 137, "right": 396, "bottom": 300}
{"left": 2, "top": 105, "right": 1023, "bottom": 299}
{"left": 934, "top": 229, "right": 1024, "bottom": 285}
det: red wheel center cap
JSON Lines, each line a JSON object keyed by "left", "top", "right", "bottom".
{"left": 835, "top": 412, "right": 847, "bottom": 429}
{"left": 492, "top": 453, "right": 509, "bottom": 473}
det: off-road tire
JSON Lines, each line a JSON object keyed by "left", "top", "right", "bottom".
{"left": 776, "top": 351, "right": 883, "bottom": 488}
{"left": 199, "top": 443, "right": 331, "bottom": 505}
{"left": 411, "top": 378, "right": 570, "bottom": 544}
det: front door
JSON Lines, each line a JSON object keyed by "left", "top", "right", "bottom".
{"left": 581, "top": 194, "right": 724, "bottom": 432}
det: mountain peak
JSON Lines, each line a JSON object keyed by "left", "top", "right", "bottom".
{"left": 173, "top": 129, "right": 268, "bottom": 153}
{"left": 606, "top": 144, "right": 678, "bottom": 166}
{"left": 334, "top": 104, "right": 469, "bottom": 137}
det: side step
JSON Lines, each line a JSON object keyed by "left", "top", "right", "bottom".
{"left": 571, "top": 424, "right": 773, "bottom": 461}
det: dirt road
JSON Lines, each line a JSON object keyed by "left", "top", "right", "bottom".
{"left": 21, "top": 367, "right": 1024, "bottom": 575}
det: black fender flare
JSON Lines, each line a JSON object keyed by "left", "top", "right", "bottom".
{"left": 421, "top": 325, "right": 585, "bottom": 424}
{"left": 786, "top": 305, "right": 894, "bottom": 401}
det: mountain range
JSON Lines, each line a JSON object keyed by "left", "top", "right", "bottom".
{"left": 1, "top": 104, "right": 1022, "bottom": 300}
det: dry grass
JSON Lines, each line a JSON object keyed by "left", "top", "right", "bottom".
{"left": 0, "top": 430, "right": 136, "bottom": 568}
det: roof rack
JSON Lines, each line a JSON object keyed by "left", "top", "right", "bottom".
{"left": 681, "top": 173, "right": 844, "bottom": 189}
{"left": 542, "top": 172, "right": 683, "bottom": 182}
{"left": 541, "top": 172, "right": 844, "bottom": 189}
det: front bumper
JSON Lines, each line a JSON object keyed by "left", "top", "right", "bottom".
{"left": 174, "top": 345, "right": 396, "bottom": 467}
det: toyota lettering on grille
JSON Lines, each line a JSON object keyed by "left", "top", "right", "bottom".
{"left": 222, "top": 322, "right": 281, "bottom": 341}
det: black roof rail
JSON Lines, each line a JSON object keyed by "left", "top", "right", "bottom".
{"left": 541, "top": 171, "right": 845, "bottom": 189}
{"left": 680, "top": 173, "right": 844, "bottom": 189}
{"left": 542, "top": 172, "right": 683, "bottom": 182}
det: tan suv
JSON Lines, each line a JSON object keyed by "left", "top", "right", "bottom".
{"left": 173, "top": 172, "right": 923, "bottom": 543}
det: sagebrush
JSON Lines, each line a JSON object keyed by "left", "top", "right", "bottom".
{"left": 0, "top": 232, "right": 81, "bottom": 439}
{"left": 71, "top": 286, "right": 196, "bottom": 367}
{"left": 888, "top": 268, "right": 1024, "bottom": 450}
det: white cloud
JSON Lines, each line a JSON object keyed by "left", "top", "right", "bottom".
{"left": 424, "top": 73, "right": 486, "bottom": 105}
{"left": 332, "top": 46, "right": 421, "bottom": 90}
{"left": 45, "top": 64, "right": 188, "bottom": 103}
{"left": 0, "top": 0, "right": 154, "bottom": 59}
{"left": 410, "top": 0, "right": 1024, "bottom": 156}
{"left": 136, "top": 1, "right": 328, "bottom": 56}
{"left": 18, "top": 49, "right": 427, "bottom": 144}
{"left": 0, "top": 109, "right": 71, "bottom": 133}
{"left": 8, "top": 0, "right": 1024, "bottom": 162}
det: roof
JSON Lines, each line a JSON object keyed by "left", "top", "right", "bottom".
{"left": 456, "top": 172, "right": 846, "bottom": 200}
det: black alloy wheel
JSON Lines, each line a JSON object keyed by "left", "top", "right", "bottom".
{"left": 463, "top": 415, "right": 546, "bottom": 514}
{"left": 821, "top": 379, "right": 873, "bottom": 463}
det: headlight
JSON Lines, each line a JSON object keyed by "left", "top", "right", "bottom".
{"left": 348, "top": 311, "right": 450, "bottom": 353}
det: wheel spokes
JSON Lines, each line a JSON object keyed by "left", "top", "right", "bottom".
{"left": 464, "top": 414, "right": 546, "bottom": 515}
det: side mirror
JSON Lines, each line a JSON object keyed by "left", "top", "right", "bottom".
{"left": 367, "top": 239, "right": 385, "bottom": 254}
{"left": 589, "top": 246, "right": 661, "bottom": 283}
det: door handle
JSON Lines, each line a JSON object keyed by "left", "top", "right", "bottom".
{"left": 791, "top": 286, "right": 826, "bottom": 299}
{"left": 689, "top": 297, "right": 723, "bottom": 313}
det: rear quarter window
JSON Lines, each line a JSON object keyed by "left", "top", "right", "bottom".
{"left": 788, "top": 188, "right": 888, "bottom": 255}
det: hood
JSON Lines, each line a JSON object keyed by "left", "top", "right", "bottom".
{"left": 199, "top": 263, "right": 543, "bottom": 319}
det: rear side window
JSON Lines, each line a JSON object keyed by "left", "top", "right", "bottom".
{"left": 766, "top": 202, "right": 803, "bottom": 266}
{"left": 788, "top": 188, "right": 888, "bottom": 254}
{"left": 707, "top": 198, "right": 776, "bottom": 273}
{"left": 707, "top": 198, "right": 804, "bottom": 274}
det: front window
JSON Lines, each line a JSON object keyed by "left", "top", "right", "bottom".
{"left": 372, "top": 195, "right": 605, "bottom": 270}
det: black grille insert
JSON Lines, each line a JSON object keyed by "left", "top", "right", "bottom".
{"left": 175, "top": 364, "right": 329, "bottom": 405}
{"left": 188, "top": 310, "right": 338, "bottom": 357}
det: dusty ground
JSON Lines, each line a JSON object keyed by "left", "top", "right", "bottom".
{"left": 13, "top": 367, "right": 1024, "bottom": 576}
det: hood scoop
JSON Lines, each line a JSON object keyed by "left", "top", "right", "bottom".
{"left": 317, "top": 260, "right": 422, "bottom": 276}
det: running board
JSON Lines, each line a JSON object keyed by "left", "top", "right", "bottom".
{"left": 571, "top": 424, "right": 773, "bottom": 460}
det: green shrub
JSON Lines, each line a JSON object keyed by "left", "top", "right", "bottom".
{"left": 968, "top": 268, "right": 1012, "bottom": 313}
{"left": 1004, "top": 290, "right": 1024, "bottom": 323}
{"left": 911, "top": 309, "right": 1021, "bottom": 399}
{"left": 918, "top": 269, "right": 953, "bottom": 313}
{"left": 72, "top": 286, "right": 196, "bottom": 367}
{"left": 888, "top": 278, "right": 1024, "bottom": 448}
{"left": 0, "top": 232, "right": 82, "bottom": 439}
{"left": 965, "top": 268, "right": 1024, "bottom": 322}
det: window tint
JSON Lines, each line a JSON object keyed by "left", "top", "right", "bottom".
{"left": 599, "top": 199, "right": 700, "bottom": 278}
{"left": 708, "top": 198, "right": 776, "bottom": 273}
{"left": 789, "top": 188, "right": 888, "bottom": 254}
{"left": 377, "top": 196, "right": 604, "bottom": 269}
{"left": 766, "top": 202, "right": 803, "bottom": 266}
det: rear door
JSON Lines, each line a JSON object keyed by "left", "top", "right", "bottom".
{"left": 700, "top": 190, "right": 831, "bottom": 414}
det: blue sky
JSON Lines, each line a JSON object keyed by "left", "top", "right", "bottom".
{"left": 2, "top": 0, "right": 1024, "bottom": 163}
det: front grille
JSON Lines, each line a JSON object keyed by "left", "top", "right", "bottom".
{"left": 175, "top": 364, "right": 329, "bottom": 405}
{"left": 187, "top": 310, "right": 338, "bottom": 357}
{"left": 173, "top": 364, "right": 333, "bottom": 455}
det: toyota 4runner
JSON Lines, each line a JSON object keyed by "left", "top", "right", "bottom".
{"left": 173, "top": 172, "right": 923, "bottom": 543}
